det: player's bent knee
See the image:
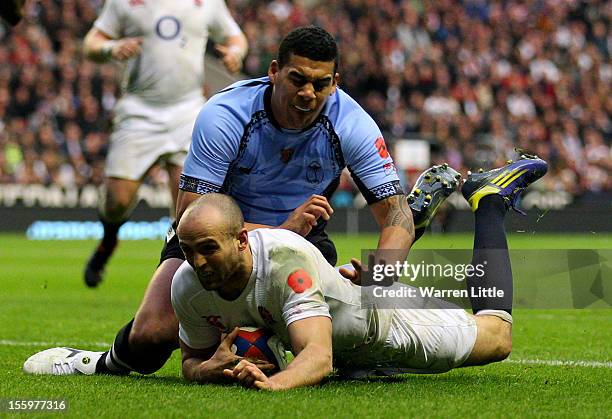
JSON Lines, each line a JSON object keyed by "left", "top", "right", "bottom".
{"left": 465, "top": 315, "right": 512, "bottom": 366}
{"left": 483, "top": 327, "right": 512, "bottom": 364}
{"left": 494, "top": 320, "right": 512, "bottom": 361}
{"left": 103, "top": 201, "right": 132, "bottom": 222}
{"left": 494, "top": 335, "right": 512, "bottom": 362}
{"left": 129, "top": 317, "right": 179, "bottom": 350}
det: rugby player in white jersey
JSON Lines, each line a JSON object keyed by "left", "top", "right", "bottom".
{"left": 82, "top": 0, "right": 248, "bottom": 288}
{"left": 172, "top": 151, "right": 546, "bottom": 390}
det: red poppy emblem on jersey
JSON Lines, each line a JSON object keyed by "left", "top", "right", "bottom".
{"left": 287, "top": 269, "right": 313, "bottom": 293}
{"left": 194, "top": 0, "right": 203, "bottom": 6}
{"left": 375, "top": 137, "right": 389, "bottom": 159}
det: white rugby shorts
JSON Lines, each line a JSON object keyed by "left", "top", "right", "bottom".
{"left": 105, "top": 93, "right": 205, "bottom": 180}
{"left": 383, "top": 307, "right": 477, "bottom": 372}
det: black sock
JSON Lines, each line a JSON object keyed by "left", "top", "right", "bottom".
{"left": 467, "top": 195, "right": 513, "bottom": 314}
{"left": 95, "top": 319, "right": 133, "bottom": 375}
{"left": 97, "top": 318, "right": 176, "bottom": 375}
{"left": 94, "top": 351, "right": 114, "bottom": 374}
{"left": 99, "top": 217, "right": 125, "bottom": 252}
{"left": 414, "top": 227, "right": 425, "bottom": 242}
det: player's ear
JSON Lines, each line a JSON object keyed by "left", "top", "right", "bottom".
{"left": 237, "top": 228, "right": 249, "bottom": 251}
{"left": 268, "top": 60, "right": 279, "bottom": 83}
{"left": 330, "top": 73, "right": 340, "bottom": 95}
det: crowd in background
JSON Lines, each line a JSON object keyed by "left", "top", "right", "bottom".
{"left": 0, "top": 0, "right": 610, "bottom": 205}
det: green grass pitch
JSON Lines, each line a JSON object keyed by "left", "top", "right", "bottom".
{"left": 1, "top": 233, "right": 610, "bottom": 418}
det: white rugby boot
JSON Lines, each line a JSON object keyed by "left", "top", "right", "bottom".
{"left": 23, "top": 347, "right": 102, "bottom": 375}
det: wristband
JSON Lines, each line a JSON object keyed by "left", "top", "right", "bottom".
{"left": 100, "top": 40, "right": 118, "bottom": 60}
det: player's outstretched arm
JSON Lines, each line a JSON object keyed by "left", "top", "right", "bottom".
{"left": 224, "top": 316, "right": 333, "bottom": 391}
{"left": 83, "top": 27, "right": 143, "bottom": 63}
{"left": 371, "top": 194, "right": 415, "bottom": 253}
{"left": 340, "top": 195, "right": 414, "bottom": 283}
{"left": 181, "top": 328, "right": 275, "bottom": 384}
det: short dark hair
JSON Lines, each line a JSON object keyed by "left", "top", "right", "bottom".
{"left": 278, "top": 26, "right": 338, "bottom": 72}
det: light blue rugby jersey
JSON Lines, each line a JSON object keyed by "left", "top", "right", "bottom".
{"left": 180, "top": 76, "right": 403, "bottom": 227}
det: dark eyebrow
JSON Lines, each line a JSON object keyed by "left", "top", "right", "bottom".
{"left": 288, "top": 70, "right": 306, "bottom": 78}
{"left": 196, "top": 239, "right": 218, "bottom": 246}
{"left": 287, "top": 70, "right": 333, "bottom": 84}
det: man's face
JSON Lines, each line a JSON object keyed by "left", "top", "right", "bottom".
{"left": 179, "top": 221, "right": 241, "bottom": 293}
{"left": 268, "top": 54, "right": 338, "bottom": 129}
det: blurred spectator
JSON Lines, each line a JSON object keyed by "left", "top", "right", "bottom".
{"left": 0, "top": 0, "right": 609, "bottom": 202}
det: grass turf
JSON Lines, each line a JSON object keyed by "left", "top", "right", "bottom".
{"left": 0, "top": 233, "right": 610, "bottom": 418}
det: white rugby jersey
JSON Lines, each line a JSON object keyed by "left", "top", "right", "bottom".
{"left": 94, "top": 0, "right": 242, "bottom": 104}
{"left": 171, "top": 229, "right": 393, "bottom": 361}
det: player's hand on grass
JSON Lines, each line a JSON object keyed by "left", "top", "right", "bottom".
{"left": 216, "top": 44, "right": 243, "bottom": 73}
{"left": 223, "top": 359, "right": 281, "bottom": 391}
{"left": 282, "top": 195, "right": 334, "bottom": 236}
{"left": 111, "top": 37, "right": 143, "bottom": 61}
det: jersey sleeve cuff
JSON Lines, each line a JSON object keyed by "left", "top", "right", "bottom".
{"left": 362, "top": 180, "right": 404, "bottom": 204}
{"left": 284, "top": 309, "right": 332, "bottom": 327}
{"left": 179, "top": 174, "right": 222, "bottom": 195}
{"left": 179, "top": 326, "right": 218, "bottom": 350}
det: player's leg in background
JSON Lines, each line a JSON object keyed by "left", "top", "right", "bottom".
{"left": 84, "top": 117, "right": 177, "bottom": 288}
{"left": 84, "top": 176, "right": 142, "bottom": 288}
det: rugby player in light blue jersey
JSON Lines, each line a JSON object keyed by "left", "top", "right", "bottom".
{"left": 24, "top": 26, "right": 457, "bottom": 378}
{"left": 181, "top": 78, "right": 405, "bottom": 264}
